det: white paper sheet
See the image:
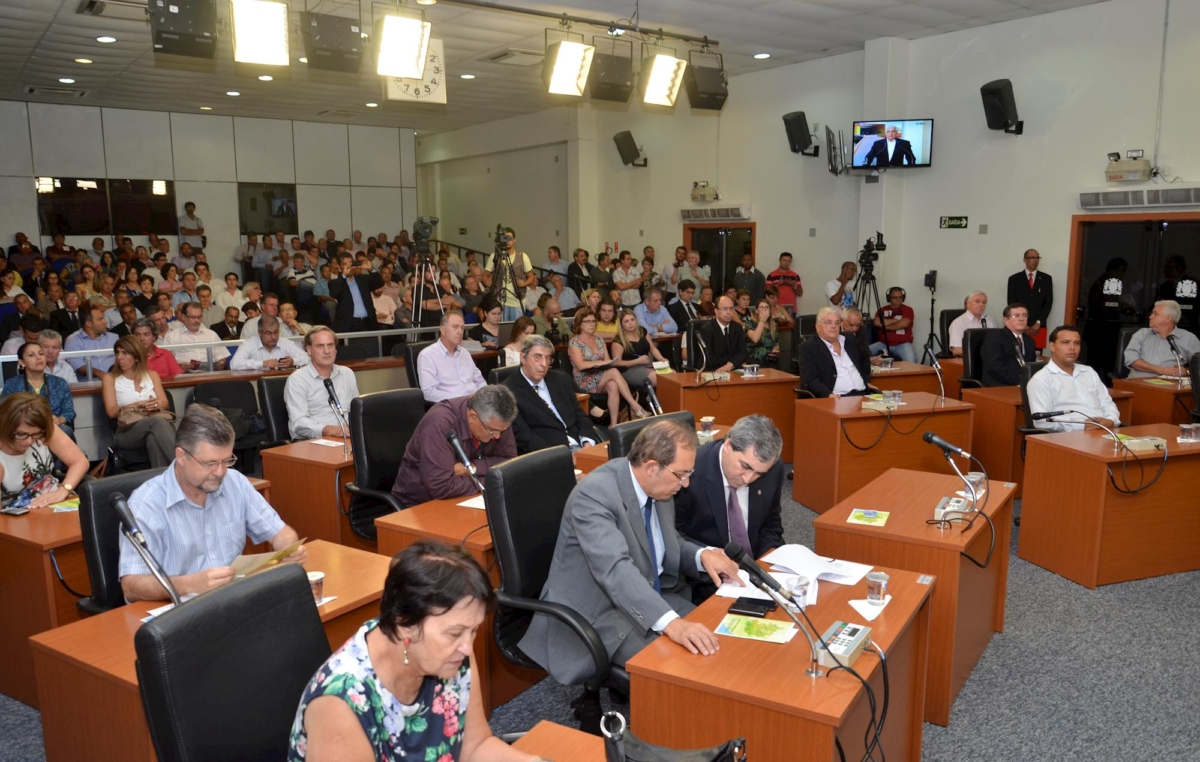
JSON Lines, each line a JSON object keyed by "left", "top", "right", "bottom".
{"left": 848, "top": 595, "right": 891, "bottom": 622}
{"left": 457, "top": 494, "right": 487, "bottom": 509}
{"left": 309, "top": 439, "right": 345, "bottom": 447}
{"left": 715, "top": 569, "right": 818, "bottom": 607}
{"left": 762, "top": 544, "right": 872, "bottom": 587}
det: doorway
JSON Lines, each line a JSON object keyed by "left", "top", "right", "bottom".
{"left": 683, "top": 223, "right": 756, "bottom": 296}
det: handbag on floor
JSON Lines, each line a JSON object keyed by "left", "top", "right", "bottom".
{"left": 601, "top": 712, "right": 746, "bottom": 762}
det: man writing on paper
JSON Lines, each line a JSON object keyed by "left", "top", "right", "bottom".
{"left": 118, "top": 404, "right": 306, "bottom": 602}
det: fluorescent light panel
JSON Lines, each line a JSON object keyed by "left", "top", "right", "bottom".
{"left": 232, "top": 0, "right": 289, "bottom": 66}
{"left": 375, "top": 15, "right": 431, "bottom": 79}
{"left": 545, "top": 40, "right": 594, "bottom": 97}
{"left": 642, "top": 53, "right": 687, "bottom": 106}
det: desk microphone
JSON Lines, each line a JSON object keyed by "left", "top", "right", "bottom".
{"left": 113, "top": 493, "right": 182, "bottom": 606}
{"left": 113, "top": 492, "right": 145, "bottom": 546}
{"left": 642, "top": 378, "right": 662, "bottom": 416}
{"left": 323, "top": 377, "right": 343, "bottom": 414}
{"left": 1031, "top": 411, "right": 1069, "bottom": 420}
{"left": 922, "top": 431, "right": 971, "bottom": 460}
{"left": 446, "top": 430, "right": 485, "bottom": 494}
{"left": 723, "top": 542, "right": 785, "bottom": 597}
{"left": 1166, "top": 334, "right": 1184, "bottom": 383}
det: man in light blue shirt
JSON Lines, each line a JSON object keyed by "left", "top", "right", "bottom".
{"left": 634, "top": 287, "right": 678, "bottom": 336}
{"left": 63, "top": 307, "right": 118, "bottom": 377}
{"left": 118, "top": 404, "right": 305, "bottom": 602}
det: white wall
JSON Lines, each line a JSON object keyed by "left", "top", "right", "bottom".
{"left": 0, "top": 102, "right": 417, "bottom": 276}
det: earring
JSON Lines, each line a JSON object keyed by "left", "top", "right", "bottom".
{"left": 403, "top": 637, "right": 410, "bottom": 666}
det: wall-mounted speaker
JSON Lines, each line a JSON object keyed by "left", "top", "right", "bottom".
{"left": 980, "top": 79, "right": 1023, "bottom": 135}
{"left": 613, "top": 131, "right": 646, "bottom": 167}
{"left": 782, "top": 112, "right": 819, "bottom": 157}
{"left": 300, "top": 12, "right": 364, "bottom": 74}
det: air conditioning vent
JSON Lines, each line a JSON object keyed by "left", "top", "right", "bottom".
{"left": 680, "top": 204, "right": 751, "bottom": 221}
{"left": 1079, "top": 184, "right": 1200, "bottom": 210}
{"left": 484, "top": 49, "right": 543, "bottom": 67}
{"left": 24, "top": 85, "right": 90, "bottom": 99}
{"left": 76, "top": 0, "right": 150, "bottom": 21}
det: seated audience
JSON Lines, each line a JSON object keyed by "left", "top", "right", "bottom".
{"left": 667, "top": 280, "right": 699, "bottom": 330}
{"left": 215, "top": 272, "right": 245, "bottom": 313}
{"left": 503, "top": 317, "right": 537, "bottom": 367}
{"left": 532, "top": 299, "right": 570, "bottom": 339}
{"left": 799, "top": 307, "right": 872, "bottom": 398}
{"left": 870, "top": 287, "right": 917, "bottom": 363}
{"left": 0, "top": 269, "right": 27, "bottom": 303}
{"left": 732, "top": 289, "right": 752, "bottom": 326}
{"left": 981, "top": 303, "right": 1038, "bottom": 387}
{"left": 390, "top": 385, "right": 518, "bottom": 507}
{"left": 117, "top": 404, "right": 305, "bottom": 602}
{"left": 569, "top": 307, "right": 648, "bottom": 426}
{"left": 0, "top": 392, "right": 87, "bottom": 510}
{"left": 36, "top": 285, "right": 64, "bottom": 320}
{"left": 503, "top": 335, "right": 598, "bottom": 453}
{"left": 132, "top": 317, "right": 183, "bottom": 381}
{"left": 580, "top": 287, "right": 602, "bottom": 315}
{"left": 547, "top": 272, "right": 581, "bottom": 312}
{"left": 468, "top": 296, "right": 503, "bottom": 348}
{"left": 1, "top": 315, "right": 45, "bottom": 355}
{"left": 244, "top": 293, "right": 297, "bottom": 340}
{"left": 613, "top": 308, "right": 668, "bottom": 389}
{"left": 197, "top": 285, "right": 222, "bottom": 327}
{"left": 101, "top": 335, "right": 175, "bottom": 467}
{"left": 1029, "top": 325, "right": 1120, "bottom": 432}
{"left": 230, "top": 315, "right": 308, "bottom": 371}
{"left": 595, "top": 300, "right": 619, "bottom": 337}
{"left": 744, "top": 298, "right": 781, "bottom": 366}
{"left": 519, "top": 419, "right": 741, "bottom": 683}
{"left": 38, "top": 330, "right": 75, "bottom": 384}
{"left": 49, "top": 292, "right": 84, "bottom": 338}
{"left": 109, "top": 303, "right": 140, "bottom": 338}
{"left": 284, "top": 327, "right": 360, "bottom": 440}
{"left": 165, "top": 302, "right": 230, "bottom": 371}
{"left": 417, "top": 311, "right": 486, "bottom": 404}
{"left": 212, "top": 306, "right": 243, "bottom": 340}
{"left": 634, "top": 287, "right": 678, "bottom": 336}
{"left": 2, "top": 343, "right": 76, "bottom": 440}
{"left": 279, "top": 301, "right": 312, "bottom": 337}
{"left": 1123, "top": 299, "right": 1199, "bottom": 378}
{"left": 948, "top": 291, "right": 991, "bottom": 357}
{"left": 64, "top": 307, "right": 118, "bottom": 377}
{"left": 695, "top": 297, "right": 746, "bottom": 372}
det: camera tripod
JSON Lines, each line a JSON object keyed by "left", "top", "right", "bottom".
{"left": 411, "top": 248, "right": 444, "bottom": 327}
{"left": 919, "top": 285, "right": 943, "bottom": 365}
{"left": 853, "top": 267, "right": 890, "bottom": 351}
{"left": 488, "top": 226, "right": 524, "bottom": 312}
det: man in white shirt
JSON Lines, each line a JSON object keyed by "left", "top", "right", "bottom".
{"left": 948, "top": 291, "right": 992, "bottom": 357}
{"left": 416, "top": 311, "right": 486, "bottom": 404}
{"left": 230, "top": 315, "right": 308, "bottom": 372}
{"left": 283, "top": 327, "right": 360, "bottom": 440}
{"left": 215, "top": 272, "right": 246, "bottom": 314}
{"left": 613, "top": 250, "right": 644, "bottom": 307}
{"left": 1028, "top": 325, "right": 1120, "bottom": 432}
{"left": 681, "top": 250, "right": 710, "bottom": 290}
{"left": 798, "top": 307, "right": 873, "bottom": 398}
{"left": 243, "top": 293, "right": 297, "bottom": 339}
{"left": 165, "top": 301, "right": 230, "bottom": 370}
{"left": 661, "top": 246, "right": 688, "bottom": 296}
{"left": 284, "top": 253, "right": 317, "bottom": 306}
{"left": 38, "top": 330, "right": 76, "bottom": 384}
{"left": 824, "top": 261, "right": 858, "bottom": 309}
{"left": 178, "top": 202, "right": 204, "bottom": 251}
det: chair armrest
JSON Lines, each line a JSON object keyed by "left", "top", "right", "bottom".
{"left": 345, "top": 483, "right": 406, "bottom": 514}
{"left": 958, "top": 376, "right": 982, "bottom": 388}
{"left": 495, "top": 591, "right": 612, "bottom": 691}
{"left": 1018, "top": 427, "right": 1044, "bottom": 437}
{"left": 77, "top": 597, "right": 114, "bottom": 617}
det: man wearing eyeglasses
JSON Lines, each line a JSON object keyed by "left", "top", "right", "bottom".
{"left": 1007, "top": 249, "right": 1053, "bottom": 349}
{"left": 118, "top": 404, "right": 306, "bottom": 602}
{"left": 520, "top": 419, "right": 743, "bottom": 684}
{"left": 390, "top": 385, "right": 518, "bottom": 508}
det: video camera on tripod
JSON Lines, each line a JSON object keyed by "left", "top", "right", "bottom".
{"left": 858, "top": 231, "right": 886, "bottom": 274}
{"left": 412, "top": 216, "right": 439, "bottom": 264}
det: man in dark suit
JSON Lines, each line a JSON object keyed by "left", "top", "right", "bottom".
{"left": 518, "top": 419, "right": 742, "bottom": 684}
{"left": 675, "top": 415, "right": 785, "bottom": 601}
{"left": 503, "top": 334, "right": 599, "bottom": 453}
{"left": 667, "top": 280, "right": 699, "bottom": 331}
{"left": 695, "top": 296, "right": 746, "bottom": 371}
{"left": 109, "top": 303, "right": 139, "bottom": 338}
{"left": 1006, "top": 249, "right": 1053, "bottom": 349}
{"left": 328, "top": 252, "right": 383, "bottom": 332}
{"left": 212, "top": 306, "right": 244, "bottom": 341}
{"left": 0, "top": 294, "right": 34, "bottom": 339}
{"left": 49, "top": 292, "right": 84, "bottom": 338}
{"left": 981, "top": 303, "right": 1039, "bottom": 387}
{"left": 798, "top": 307, "right": 874, "bottom": 397}
{"left": 566, "top": 248, "right": 594, "bottom": 294}
{"left": 864, "top": 125, "right": 917, "bottom": 167}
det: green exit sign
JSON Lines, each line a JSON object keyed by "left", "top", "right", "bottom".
{"left": 940, "top": 216, "right": 968, "bottom": 229}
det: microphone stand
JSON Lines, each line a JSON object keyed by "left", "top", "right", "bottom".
{"left": 930, "top": 357, "right": 946, "bottom": 406}
{"left": 1048, "top": 411, "right": 1123, "bottom": 453}
{"left": 942, "top": 451, "right": 978, "bottom": 512}
{"left": 328, "top": 399, "right": 351, "bottom": 459}
{"left": 123, "top": 527, "right": 182, "bottom": 606}
{"left": 463, "top": 464, "right": 484, "bottom": 496}
{"left": 746, "top": 576, "right": 823, "bottom": 678}
{"left": 694, "top": 340, "right": 708, "bottom": 384}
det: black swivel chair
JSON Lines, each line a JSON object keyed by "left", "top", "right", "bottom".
{"left": 257, "top": 375, "right": 291, "bottom": 448}
{"left": 606, "top": 411, "right": 695, "bottom": 460}
{"left": 335, "top": 343, "right": 370, "bottom": 362}
{"left": 192, "top": 380, "right": 266, "bottom": 474}
{"left": 106, "top": 394, "right": 177, "bottom": 474}
{"left": 957, "top": 328, "right": 1000, "bottom": 397}
{"left": 1190, "top": 354, "right": 1200, "bottom": 422}
{"left": 404, "top": 340, "right": 435, "bottom": 389}
{"left": 939, "top": 309, "right": 966, "bottom": 359}
{"left": 1111, "top": 325, "right": 1142, "bottom": 381}
{"left": 76, "top": 468, "right": 167, "bottom": 614}
{"left": 483, "top": 446, "right": 626, "bottom": 735}
{"left": 134, "top": 564, "right": 332, "bottom": 762}
{"left": 1017, "top": 360, "right": 1050, "bottom": 453}
{"left": 344, "top": 389, "right": 426, "bottom": 540}
{"left": 488, "top": 365, "right": 521, "bottom": 386}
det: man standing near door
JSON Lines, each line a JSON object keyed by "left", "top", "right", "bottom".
{"left": 1007, "top": 248, "right": 1053, "bottom": 349}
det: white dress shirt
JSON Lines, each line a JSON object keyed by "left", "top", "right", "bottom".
{"left": 822, "top": 335, "right": 866, "bottom": 395}
{"left": 164, "top": 324, "right": 230, "bottom": 366}
{"left": 284, "top": 363, "right": 360, "bottom": 440}
{"left": 243, "top": 315, "right": 298, "bottom": 340}
{"left": 229, "top": 336, "right": 309, "bottom": 371}
{"left": 948, "top": 311, "right": 992, "bottom": 350}
{"left": 214, "top": 288, "right": 246, "bottom": 313}
{"left": 1027, "top": 360, "right": 1121, "bottom": 432}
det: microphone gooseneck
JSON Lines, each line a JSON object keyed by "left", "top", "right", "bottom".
{"left": 113, "top": 493, "right": 182, "bottom": 606}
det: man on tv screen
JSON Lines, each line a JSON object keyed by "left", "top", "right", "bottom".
{"left": 865, "top": 125, "right": 916, "bottom": 167}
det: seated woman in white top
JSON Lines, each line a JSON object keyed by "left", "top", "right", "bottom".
{"left": 0, "top": 392, "right": 88, "bottom": 511}
{"left": 101, "top": 335, "right": 175, "bottom": 468}
{"left": 502, "top": 316, "right": 537, "bottom": 367}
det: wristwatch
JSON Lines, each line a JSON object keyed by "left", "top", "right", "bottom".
{"left": 61, "top": 482, "right": 75, "bottom": 493}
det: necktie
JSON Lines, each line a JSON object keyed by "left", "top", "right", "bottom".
{"left": 643, "top": 497, "right": 661, "bottom": 593}
{"left": 69, "top": 312, "right": 78, "bottom": 330}
{"left": 686, "top": 302, "right": 695, "bottom": 319}
{"left": 535, "top": 384, "right": 567, "bottom": 429}
{"left": 1028, "top": 272, "right": 1035, "bottom": 289}
{"left": 980, "top": 316, "right": 987, "bottom": 328}
{"left": 726, "top": 486, "right": 751, "bottom": 552}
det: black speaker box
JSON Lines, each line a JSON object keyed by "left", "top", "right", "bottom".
{"left": 589, "top": 53, "right": 634, "bottom": 103}
{"left": 684, "top": 65, "right": 728, "bottom": 111}
{"left": 613, "top": 131, "right": 641, "bottom": 166}
{"left": 301, "top": 12, "right": 364, "bottom": 74}
{"left": 782, "top": 112, "right": 812, "bottom": 153}
{"left": 981, "top": 79, "right": 1019, "bottom": 130}
{"left": 149, "top": 0, "right": 217, "bottom": 59}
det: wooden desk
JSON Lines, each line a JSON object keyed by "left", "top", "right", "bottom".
{"left": 29, "top": 540, "right": 388, "bottom": 762}
{"left": 513, "top": 721, "right": 605, "bottom": 760}
{"left": 573, "top": 420, "right": 731, "bottom": 475}
{"left": 814, "top": 469, "right": 1014, "bottom": 726}
{"left": 1018, "top": 423, "right": 1200, "bottom": 588}
{"left": 869, "top": 361, "right": 941, "bottom": 395}
{"left": 961, "top": 387, "right": 1133, "bottom": 499}
{"left": 375, "top": 498, "right": 543, "bottom": 715}
{"left": 626, "top": 569, "right": 933, "bottom": 762}
{"left": 1112, "top": 378, "right": 1194, "bottom": 425}
{"left": 0, "top": 477, "right": 269, "bottom": 709}
{"left": 940, "top": 357, "right": 964, "bottom": 400}
{"left": 656, "top": 368, "right": 799, "bottom": 462}
{"left": 793, "top": 392, "right": 975, "bottom": 513}
{"left": 261, "top": 438, "right": 372, "bottom": 552}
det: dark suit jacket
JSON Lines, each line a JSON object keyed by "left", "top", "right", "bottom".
{"left": 865, "top": 137, "right": 916, "bottom": 167}
{"left": 566, "top": 262, "right": 593, "bottom": 293}
{"left": 111, "top": 322, "right": 134, "bottom": 338}
{"left": 212, "top": 321, "right": 243, "bottom": 341}
{"left": 667, "top": 299, "right": 697, "bottom": 332}
{"left": 675, "top": 439, "right": 784, "bottom": 560}
{"left": 49, "top": 308, "right": 83, "bottom": 337}
{"left": 1006, "top": 270, "right": 1054, "bottom": 327}
{"left": 503, "top": 368, "right": 599, "bottom": 454}
{"left": 981, "top": 329, "right": 1038, "bottom": 387}
{"left": 696, "top": 319, "right": 746, "bottom": 370}
{"left": 328, "top": 272, "right": 383, "bottom": 332}
{"left": 798, "top": 332, "right": 872, "bottom": 398}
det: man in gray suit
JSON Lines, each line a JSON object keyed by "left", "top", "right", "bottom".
{"left": 519, "top": 419, "right": 743, "bottom": 684}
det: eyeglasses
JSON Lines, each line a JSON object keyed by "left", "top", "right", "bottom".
{"left": 1024, "top": 256, "right": 1041, "bottom": 261}
{"left": 12, "top": 430, "right": 45, "bottom": 442}
{"left": 663, "top": 465, "right": 694, "bottom": 484}
{"left": 182, "top": 448, "right": 237, "bottom": 471}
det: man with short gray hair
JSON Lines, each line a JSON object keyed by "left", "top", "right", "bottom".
{"left": 1124, "top": 299, "right": 1199, "bottom": 378}
{"left": 230, "top": 314, "right": 309, "bottom": 371}
{"left": 675, "top": 414, "right": 786, "bottom": 592}
{"left": 38, "top": 329, "right": 76, "bottom": 384}
{"left": 390, "top": 385, "right": 518, "bottom": 507}
{"left": 503, "top": 334, "right": 599, "bottom": 453}
{"left": 117, "top": 403, "right": 306, "bottom": 603}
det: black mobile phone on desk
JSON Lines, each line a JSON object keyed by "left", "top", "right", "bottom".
{"left": 729, "top": 597, "right": 777, "bottom": 618}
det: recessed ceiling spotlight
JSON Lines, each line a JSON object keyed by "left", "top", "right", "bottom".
{"left": 226, "top": 90, "right": 241, "bottom": 96}
{"left": 258, "top": 74, "right": 273, "bottom": 81}
{"left": 75, "top": 58, "right": 93, "bottom": 64}
{"left": 58, "top": 78, "right": 76, "bottom": 84}
{"left": 460, "top": 73, "right": 476, "bottom": 79}
{"left": 299, "top": 57, "right": 308, "bottom": 63}
{"left": 754, "top": 53, "right": 771, "bottom": 59}
{"left": 366, "top": 102, "right": 378, "bottom": 108}
{"left": 416, "top": 0, "right": 437, "bottom": 5}
{"left": 200, "top": 106, "right": 213, "bottom": 110}
{"left": 96, "top": 36, "right": 117, "bottom": 44}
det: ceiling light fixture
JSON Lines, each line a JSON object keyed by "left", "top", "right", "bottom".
{"left": 299, "top": 57, "right": 308, "bottom": 63}
{"left": 58, "top": 78, "right": 76, "bottom": 84}
{"left": 258, "top": 74, "right": 273, "bottom": 81}
{"left": 227, "top": 91, "right": 241, "bottom": 96}
{"left": 640, "top": 46, "right": 687, "bottom": 107}
{"left": 96, "top": 36, "right": 117, "bottom": 44}
{"left": 375, "top": 14, "right": 431, "bottom": 79}
{"left": 366, "top": 102, "right": 378, "bottom": 107}
{"left": 416, "top": 0, "right": 437, "bottom": 5}
{"left": 754, "top": 53, "right": 770, "bottom": 60}
{"left": 607, "top": 27, "right": 625, "bottom": 37}
{"left": 231, "top": 0, "right": 290, "bottom": 66}
{"left": 543, "top": 39, "right": 595, "bottom": 97}
{"left": 75, "top": 58, "right": 93, "bottom": 64}
{"left": 460, "top": 73, "right": 476, "bottom": 79}
{"left": 200, "top": 106, "right": 213, "bottom": 110}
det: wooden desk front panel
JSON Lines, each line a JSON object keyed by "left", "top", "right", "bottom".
{"left": 1112, "top": 379, "right": 1193, "bottom": 426}
{"left": 940, "top": 358, "right": 964, "bottom": 400}
{"left": 262, "top": 442, "right": 369, "bottom": 552}
{"left": 657, "top": 371, "right": 797, "bottom": 462}
{"left": 870, "top": 362, "right": 941, "bottom": 396}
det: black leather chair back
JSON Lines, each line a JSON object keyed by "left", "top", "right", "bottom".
{"left": 488, "top": 365, "right": 521, "bottom": 386}
{"left": 1017, "top": 360, "right": 1048, "bottom": 430}
{"left": 192, "top": 379, "right": 265, "bottom": 467}
{"left": 1112, "top": 325, "right": 1142, "bottom": 380}
{"left": 346, "top": 389, "right": 425, "bottom": 537}
{"left": 1190, "top": 354, "right": 1200, "bottom": 419}
{"left": 796, "top": 313, "right": 817, "bottom": 338}
{"left": 405, "top": 340, "right": 435, "bottom": 389}
{"left": 257, "top": 376, "right": 290, "bottom": 447}
{"left": 685, "top": 321, "right": 703, "bottom": 371}
{"left": 669, "top": 335, "right": 684, "bottom": 371}
{"left": 607, "top": 411, "right": 695, "bottom": 460}
{"left": 960, "top": 328, "right": 1000, "bottom": 389}
{"left": 134, "top": 564, "right": 332, "bottom": 762}
{"left": 940, "top": 309, "right": 966, "bottom": 357}
{"left": 77, "top": 468, "right": 167, "bottom": 612}
{"left": 336, "top": 343, "right": 370, "bottom": 362}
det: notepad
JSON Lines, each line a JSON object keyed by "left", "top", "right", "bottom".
{"left": 231, "top": 538, "right": 307, "bottom": 577}
{"left": 715, "top": 614, "right": 797, "bottom": 643}
{"left": 457, "top": 495, "right": 487, "bottom": 510}
{"left": 847, "top": 509, "right": 890, "bottom": 526}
